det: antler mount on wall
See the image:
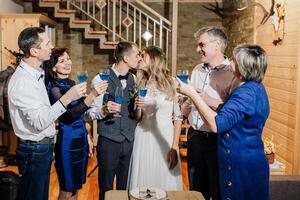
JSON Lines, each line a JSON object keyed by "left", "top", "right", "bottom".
{"left": 237, "top": 0, "right": 286, "bottom": 46}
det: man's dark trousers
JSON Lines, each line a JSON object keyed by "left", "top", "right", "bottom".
{"left": 187, "top": 127, "right": 220, "bottom": 200}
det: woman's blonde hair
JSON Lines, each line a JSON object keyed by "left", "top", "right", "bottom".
{"left": 233, "top": 44, "right": 268, "bottom": 82}
{"left": 136, "top": 46, "right": 175, "bottom": 100}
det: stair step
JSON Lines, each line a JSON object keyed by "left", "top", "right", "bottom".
{"left": 88, "top": 30, "right": 107, "bottom": 35}
{"left": 104, "top": 41, "right": 119, "bottom": 45}
{"left": 42, "top": 0, "right": 61, "bottom": 2}
{"left": 73, "top": 20, "right": 92, "bottom": 24}
{"left": 57, "top": 9, "right": 76, "bottom": 14}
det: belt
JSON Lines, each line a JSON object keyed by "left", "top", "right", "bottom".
{"left": 17, "top": 137, "right": 54, "bottom": 144}
{"left": 189, "top": 127, "right": 215, "bottom": 138}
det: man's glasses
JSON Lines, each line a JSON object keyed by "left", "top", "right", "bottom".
{"left": 197, "top": 39, "right": 217, "bottom": 49}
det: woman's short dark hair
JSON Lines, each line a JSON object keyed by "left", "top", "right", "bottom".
{"left": 233, "top": 44, "right": 268, "bottom": 82}
{"left": 43, "top": 47, "right": 68, "bottom": 85}
{"left": 18, "top": 27, "right": 45, "bottom": 57}
{"left": 114, "top": 41, "right": 136, "bottom": 63}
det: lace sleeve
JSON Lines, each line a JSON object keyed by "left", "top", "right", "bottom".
{"left": 49, "top": 86, "right": 89, "bottom": 119}
{"left": 173, "top": 93, "right": 183, "bottom": 121}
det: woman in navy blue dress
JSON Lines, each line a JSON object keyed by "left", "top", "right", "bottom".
{"left": 43, "top": 48, "right": 108, "bottom": 200}
{"left": 177, "top": 44, "right": 269, "bottom": 200}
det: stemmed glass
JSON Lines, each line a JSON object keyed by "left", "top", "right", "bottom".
{"left": 76, "top": 70, "right": 88, "bottom": 83}
{"left": 176, "top": 69, "right": 189, "bottom": 83}
{"left": 139, "top": 87, "right": 148, "bottom": 98}
{"left": 136, "top": 87, "right": 148, "bottom": 109}
{"left": 99, "top": 69, "right": 110, "bottom": 81}
{"left": 114, "top": 86, "right": 123, "bottom": 117}
{"left": 99, "top": 69, "right": 110, "bottom": 94}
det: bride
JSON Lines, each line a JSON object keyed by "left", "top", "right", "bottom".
{"left": 128, "top": 46, "right": 183, "bottom": 190}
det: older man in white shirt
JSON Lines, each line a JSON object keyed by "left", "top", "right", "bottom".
{"left": 8, "top": 27, "right": 86, "bottom": 200}
{"left": 181, "top": 26, "right": 237, "bottom": 200}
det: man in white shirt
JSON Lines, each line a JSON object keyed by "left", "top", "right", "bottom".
{"left": 87, "top": 41, "right": 141, "bottom": 200}
{"left": 181, "top": 26, "right": 237, "bottom": 200}
{"left": 8, "top": 27, "right": 86, "bottom": 200}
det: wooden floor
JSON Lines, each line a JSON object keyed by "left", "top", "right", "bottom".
{"left": 0, "top": 154, "right": 189, "bottom": 200}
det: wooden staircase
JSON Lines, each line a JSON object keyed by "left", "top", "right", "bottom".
{"left": 39, "top": 0, "right": 119, "bottom": 49}
{"left": 38, "top": 0, "right": 172, "bottom": 51}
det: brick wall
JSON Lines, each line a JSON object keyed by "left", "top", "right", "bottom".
{"left": 55, "top": 22, "right": 114, "bottom": 82}
{"left": 222, "top": 0, "right": 255, "bottom": 56}
{"left": 148, "top": 2, "right": 222, "bottom": 71}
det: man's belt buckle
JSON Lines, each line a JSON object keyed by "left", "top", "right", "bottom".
{"left": 38, "top": 137, "right": 54, "bottom": 144}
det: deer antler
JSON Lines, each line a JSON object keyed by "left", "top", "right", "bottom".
{"left": 202, "top": 1, "right": 224, "bottom": 18}
{"left": 237, "top": 0, "right": 275, "bottom": 24}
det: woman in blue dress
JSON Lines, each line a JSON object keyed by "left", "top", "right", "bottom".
{"left": 43, "top": 48, "right": 108, "bottom": 200}
{"left": 176, "top": 44, "right": 270, "bottom": 200}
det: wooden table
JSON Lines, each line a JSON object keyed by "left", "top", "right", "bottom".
{"left": 105, "top": 190, "right": 204, "bottom": 200}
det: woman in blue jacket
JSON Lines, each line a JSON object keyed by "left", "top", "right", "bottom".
{"left": 177, "top": 44, "right": 269, "bottom": 200}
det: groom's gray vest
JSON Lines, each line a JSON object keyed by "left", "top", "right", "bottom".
{"left": 98, "top": 67, "right": 136, "bottom": 142}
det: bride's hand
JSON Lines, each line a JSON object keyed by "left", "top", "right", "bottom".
{"left": 135, "top": 96, "right": 145, "bottom": 108}
{"left": 167, "top": 148, "right": 178, "bottom": 170}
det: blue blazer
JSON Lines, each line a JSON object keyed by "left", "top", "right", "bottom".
{"left": 215, "top": 81, "right": 270, "bottom": 200}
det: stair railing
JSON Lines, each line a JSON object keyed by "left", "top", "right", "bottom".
{"left": 67, "top": 0, "right": 172, "bottom": 59}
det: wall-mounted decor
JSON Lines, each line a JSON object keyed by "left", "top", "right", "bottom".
{"left": 237, "top": 0, "right": 275, "bottom": 25}
{"left": 271, "top": 1, "right": 286, "bottom": 46}
{"left": 237, "top": 0, "right": 286, "bottom": 46}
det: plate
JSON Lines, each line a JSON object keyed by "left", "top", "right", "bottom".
{"left": 130, "top": 187, "right": 167, "bottom": 199}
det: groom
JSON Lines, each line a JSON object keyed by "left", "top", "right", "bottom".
{"left": 87, "top": 41, "right": 141, "bottom": 200}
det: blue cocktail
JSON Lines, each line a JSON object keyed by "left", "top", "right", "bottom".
{"left": 115, "top": 96, "right": 123, "bottom": 104}
{"left": 139, "top": 87, "right": 148, "bottom": 97}
{"left": 77, "top": 70, "right": 88, "bottom": 83}
{"left": 99, "top": 69, "right": 110, "bottom": 94}
{"left": 99, "top": 70, "right": 109, "bottom": 81}
{"left": 114, "top": 87, "right": 123, "bottom": 117}
{"left": 177, "top": 74, "right": 189, "bottom": 83}
{"left": 77, "top": 74, "right": 88, "bottom": 83}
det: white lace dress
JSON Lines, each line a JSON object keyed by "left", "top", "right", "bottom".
{"left": 128, "top": 86, "right": 183, "bottom": 191}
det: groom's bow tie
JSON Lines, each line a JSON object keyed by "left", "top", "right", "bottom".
{"left": 118, "top": 73, "right": 129, "bottom": 80}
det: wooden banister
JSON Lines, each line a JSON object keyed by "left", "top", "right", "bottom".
{"left": 133, "top": 0, "right": 172, "bottom": 26}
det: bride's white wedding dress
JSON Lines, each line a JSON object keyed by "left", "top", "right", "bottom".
{"left": 128, "top": 86, "right": 183, "bottom": 191}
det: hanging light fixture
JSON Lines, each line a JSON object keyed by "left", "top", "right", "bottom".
{"left": 142, "top": 31, "right": 153, "bottom": 42}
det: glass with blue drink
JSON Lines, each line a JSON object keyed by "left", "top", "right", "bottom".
{"left": 114, "top": 86, "right": 123, "bottom": 117}
{"left": 99, "top": 69, "right": 110, "bottom": 94}
{"left": 77, "top": 70, "right": 88, "bottom": 83}
{"left": 139, "top": 87, "right": 148, "bottom": 97}
{"left": 176, "top": 69, "right": 189, "bottom": 83}
{"left": 99, "top": 69, "right": 110, "bottom": 81}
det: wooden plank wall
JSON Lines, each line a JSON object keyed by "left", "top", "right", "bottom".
{"left": 0, "top": 15, "right": 39, "bottom": 70}
{"left": 254, "top": 0, "right": 300, "bottom": 174}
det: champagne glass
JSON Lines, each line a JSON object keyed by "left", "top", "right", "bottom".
{"left": 139, "top": 87, "right": 148, "bottom": 97}
{"left": 176, "top": 69, "right": 189, "bottom": 83}
{"left": 137, "top": 87, "right": 147, "bottom": 109}
{"left": 99, "top": 69, "right": 110, "bottom": 81}
{"left": 114, "top": 86, "right": 123, "bottom": 117}
{"left": 77, "top": 70, "right": 88, "bottom": 83}
{"left": 99, "top": 69, "right": 110, "bottom": 94}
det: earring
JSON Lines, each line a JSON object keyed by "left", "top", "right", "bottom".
{"left": 52, "top": 68, "right": 56, "bottom": 72}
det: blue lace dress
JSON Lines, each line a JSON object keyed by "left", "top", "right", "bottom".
{"left": 47, "top": 78, "right": 89, "bottom": 192}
